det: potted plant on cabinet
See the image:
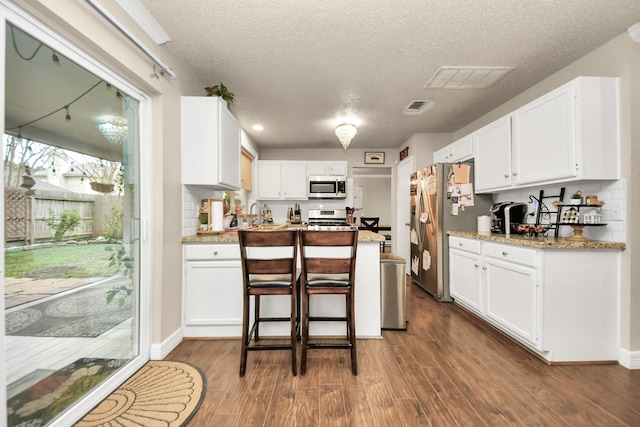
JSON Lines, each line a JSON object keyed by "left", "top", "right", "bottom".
{"left": 204, "top": 83, "right": 235, "bottom": 103}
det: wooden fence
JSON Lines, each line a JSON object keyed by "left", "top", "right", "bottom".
{"left": 5, "top": 188, "right": 122, "bottom": 245}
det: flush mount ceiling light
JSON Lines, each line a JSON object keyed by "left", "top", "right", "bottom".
{"left": 335, "top": 123, "right": 357, "bottom": 149}
{"left": 97, "top": 118, "right": 128, "bottom": 145}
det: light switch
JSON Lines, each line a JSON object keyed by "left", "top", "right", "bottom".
{"left": 610, "top": 201, "right": 624, "bottom": 221}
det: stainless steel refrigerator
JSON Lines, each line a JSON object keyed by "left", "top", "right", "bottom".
{"left": 410, "top": 162, "right": 493, "bottom": 301}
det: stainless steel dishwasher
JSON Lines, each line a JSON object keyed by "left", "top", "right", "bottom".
{"left": 380, "top": 254, "right": 407, "bottom": 329}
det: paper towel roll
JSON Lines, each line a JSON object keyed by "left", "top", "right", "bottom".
{"left": 210, "top": 199, "right": 224, "bottom": 231}
{"left": 477, "top": 215, "right": 491, "bottom": 234}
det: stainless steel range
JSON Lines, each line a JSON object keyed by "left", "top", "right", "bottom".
{"left": 307, "top": 209, "right": 354, "bottom": 231}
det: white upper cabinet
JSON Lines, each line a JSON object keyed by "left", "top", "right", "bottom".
{"left": 432, "top": 135, "right": 474, "bottom": 164}
{"left": 511, "top": 81, "right": 577, "bottom": 185}
{"left": 307, "top": 161, "right": 348, "bottom": 176}
{"left": 474, "top": 115, "right": 513, "bottom": 192}
{"left": 257, "top": 161, "right": 308, "bottom": 200}
{"left": 181, "top": 96, "right": 241, "bottom": 190}
{"left": 474, "top": 76, "right": 619, "bottom": 193}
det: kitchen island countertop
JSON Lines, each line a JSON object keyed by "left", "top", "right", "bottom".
{"left": 182, "top": 229, "right": 385, "bottom": 244}
{"left": 447, "top": 230, "right": 625, "bottom": 250}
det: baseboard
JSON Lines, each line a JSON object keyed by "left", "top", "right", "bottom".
{"left": 618, "top": 348, "right": 640, "bottom": 369}
{"left": 150, "top": 327, "right": 183, "bottom": 360}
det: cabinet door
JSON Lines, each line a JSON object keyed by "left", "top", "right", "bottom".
{"left": 328, "top": 161, "right": 348, "bottom": 176}
{"left": 240, "top": 149, "right": 253, "bottom": 191}
{"left": 484, "top": 257, "right": 539, "bottom": 348}
{"left": 257, "top": 161, "right": 284, "bottom": 199}
{"left": 184, "top": 260, "right": 243, "bottom": 334}
{"left": 307, "top": 161, "right": 328, "bottom": 176}
{"left": 449, "top": 135, "right": 474, "bottom": 162}
{"left": 512, "top": 82, "right": 577, "bottom": 185}
{"left": 219, "top": 105, "right": 242, "bottom": 189}
{"left": 449, "top": 248, "right": 483, "bottom": 315}
{"left": 433, "top": 146, "right": 450, "bottom": 163}
{"left": 474, "top": 116, "right": 512, "bottom": 192}
{"left": 282, "top": 161, "right": 308, "bottom": 199}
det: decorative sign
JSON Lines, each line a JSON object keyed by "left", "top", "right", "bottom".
{"left": 364, "top": 152, "right": 385, "bottom": 164}
{"left": 399, "top": 147, "right": 409, "bottom": 160}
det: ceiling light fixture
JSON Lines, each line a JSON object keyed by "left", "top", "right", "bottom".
{"left": 97, "top": 118, "right": 128, "bottom": 145}
{"left": 335, "top": 123, "right": 357, "bottom": 149}
{"left": 252, "top": 124, "right": 264, "bottom": 131}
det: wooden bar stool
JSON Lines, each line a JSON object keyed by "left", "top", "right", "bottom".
{"left": 299, "top": 229, "right": 358, "bottom": 375}
{"left": 238, "top": 230, "right": 299, "bottom": 377}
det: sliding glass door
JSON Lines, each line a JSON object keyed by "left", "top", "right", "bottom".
{"left": 2, "top": 4, "right": 150, "bottom": 425}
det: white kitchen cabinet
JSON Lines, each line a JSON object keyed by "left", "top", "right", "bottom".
{"left": 483, "top": 243, "right": 539, "bottom": 349}
{"left": 181, "top": 96, "right": 241, "bottom": 190}
{"left": 474, "top": 115, "right": 512, "bottom": 192}
{"left": 449, "top": 236, "right": 483, "bottom": 316}
{"left": 447, "top": 234, "right": 620, "bottom": 362}
{"left": 433, "top": 135, "right": 474, "bottom": 164}
{"left": 257, "top": 160, "right": 308, "bottom": 200}
{"left": 307, "top": 161, "right": 348, "bottom": 176}
{"left": 474, "top": 76, "right": 619, "bottom": 193}
{"left": 433, "top": 146, "right": 451, "bottom": 163}
{"left": 183, "top": 244, "right": 243, "bottom": 337}
{"left": 511, "top": 76, "right": 619, "bottom": 186}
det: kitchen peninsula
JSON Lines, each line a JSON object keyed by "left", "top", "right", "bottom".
{"left": 181, "top": 229, "right": 385, "bottom": 339}
{"left": 447, "top": 231, "right": 625, "bottom": 363}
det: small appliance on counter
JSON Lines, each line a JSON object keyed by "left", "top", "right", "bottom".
{"left": 489, "top": 202, "right": 528, "bottom": 234}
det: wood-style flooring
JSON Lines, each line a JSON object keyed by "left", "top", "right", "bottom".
{"left": 167, "top": 280, "right": 640, "bottom": 426}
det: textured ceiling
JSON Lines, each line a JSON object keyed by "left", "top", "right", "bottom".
{"left": 140, "top": 0, "right": 640, "bottom": 150}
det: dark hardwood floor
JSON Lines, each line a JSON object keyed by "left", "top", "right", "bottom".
{"left": 167, "top": 279, "right": 640, "bottom": 426}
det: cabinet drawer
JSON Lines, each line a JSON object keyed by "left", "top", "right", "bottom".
{"left": 185, "top": 244, "right": 240, "bottom": 260}
{"left": 483, "top": 242, "right": 536, "bottom": 267}
{"left": 449, "top": 236, "right": 481, "bottom": 254}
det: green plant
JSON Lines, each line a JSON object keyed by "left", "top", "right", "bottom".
{"left": 102, "top": 205, "right": 124, "bottom": 241}
{"left": 199, "top": 215, "right": 208, "bottom": 225}
{"left": 571, "top": 191, "right": 583, "bottom": 199}
{"left": 204, "top": 83, "right": 235, "bottom": 102}
{"left": 105, "top": 242, "right": 133, "bottom": 306}
{"left": 43, "top": 209, "right": 81, "bottom": 241}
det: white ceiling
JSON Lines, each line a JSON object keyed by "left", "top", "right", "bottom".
{"left": 138, "top": 0, "right": 640, "bottom": 150}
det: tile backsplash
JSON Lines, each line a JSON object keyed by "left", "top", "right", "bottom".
{"left": 182, "top": 185, "right": 225, "bottom": 236}
{"left": 493, "top": 180, "right": 626, "bottom": 242}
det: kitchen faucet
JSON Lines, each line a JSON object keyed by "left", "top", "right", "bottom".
{"left": 250, "top": 202, "right": 264, "bottom": 226}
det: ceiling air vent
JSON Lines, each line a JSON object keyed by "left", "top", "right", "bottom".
{"left": 425, "top": 66, "right": 514, "bottom": 89}
{"left": 404, "top": 99, "right": 433, "bottom": 115}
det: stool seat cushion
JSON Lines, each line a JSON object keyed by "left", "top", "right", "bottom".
{"left": 306, "top": 273, "right": 350, "bottom": 288}
{"left": 248, "top": 274, "right": 295, "bottom": 287}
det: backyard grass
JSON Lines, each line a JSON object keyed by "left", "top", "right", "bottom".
{"left": 4, "top": 243, "right": 122, "bottom": 279}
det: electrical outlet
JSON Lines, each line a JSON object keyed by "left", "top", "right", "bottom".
{"left": 610, "top": 201, "right": 624, "bottom": 221}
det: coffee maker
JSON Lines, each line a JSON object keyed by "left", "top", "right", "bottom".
{"left": 489, "top": 202, "right": 528, "bottom": 234}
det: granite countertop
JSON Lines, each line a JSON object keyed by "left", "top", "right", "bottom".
{"left": 447, "top": 231, "right": 626, "bottom": 250}
{"left": 182, "top": 228, "right": 385, "bottom": 244}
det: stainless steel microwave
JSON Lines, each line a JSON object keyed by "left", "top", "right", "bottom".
{"left": 308, "top": 176, "right": 347, "bottom": 199}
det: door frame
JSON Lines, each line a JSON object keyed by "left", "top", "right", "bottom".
{"left": 396, "top": 156, "right": 414, "bottom": 268}
{"left": 0, "top": 2, "right": 153, "bottom": 425}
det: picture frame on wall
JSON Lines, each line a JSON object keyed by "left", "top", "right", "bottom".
{"left": 364, "top": 152, "right": 385, "bottom": 164}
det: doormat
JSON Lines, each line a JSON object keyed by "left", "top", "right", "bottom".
{"left": 5, "top": 278, "right": 132, "bottom": 337}
{"left": 7, "top": 358, "right": 127, "bottom": 426}
{"left": 76, "top": 360, "right": 206, "bottom": 427}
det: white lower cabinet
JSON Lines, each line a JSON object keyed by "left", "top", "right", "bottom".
{"left": 483, "top": 244, "right": 539, "bottom": 349}
{"left": 449, "top": 236, "right": 483, "bottom": 315}
{"left": 183, "top": 244, "right": 243, "bottom": 337}
{"left": 449, "top": 236, "right": 619, "bottom": 362}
